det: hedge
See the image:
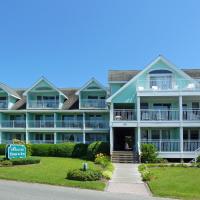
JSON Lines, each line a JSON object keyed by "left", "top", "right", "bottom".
{"left": 31, "top": 142, "right": 109, "bottom": 160}
{"left": 0, "top": 144, "right": 6, "bottom": 155}
{"left": 11, "top": 157, "right": 40, "bottom": 165}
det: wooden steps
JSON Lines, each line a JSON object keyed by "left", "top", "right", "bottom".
{"left": 111, "top": 151, "right": 139, "bottom": 163}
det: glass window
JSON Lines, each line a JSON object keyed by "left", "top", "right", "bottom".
{"left": 150, "top": 75, "right": 172, "bottom": 90}
{"left": 151, "top": 130, "right": 160, "bottom": 140}
{"left": 190, "top": 130, "right": 199, "bottom": 140}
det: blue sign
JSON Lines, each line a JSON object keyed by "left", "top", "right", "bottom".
{"left": 7, "top": 145, "right": 26, "bottom": 159}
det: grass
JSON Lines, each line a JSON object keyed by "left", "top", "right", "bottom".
{"left": 148, "top": 167, "right": 200, "bottom": 200}
{"left": 0, "top": 157, "right": 106, "bottom": 190}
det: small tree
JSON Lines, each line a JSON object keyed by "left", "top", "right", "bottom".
{"left": 141, "top": 144, "right": 158, "bottom": 163}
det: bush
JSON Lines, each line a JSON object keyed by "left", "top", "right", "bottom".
{"left": 11, "top": 157, "right": 40, "bottom": 165}
{"left": 102, "top": 170, "right": 112, "bottom": 180}
{"left": 87, "top": 142, "right": 110, "bottom": 160}
{"left": 0, "top": 144, "right": 6, "bottom": 155}
{"left": 0, "top": 160, "right": 12, "bottom": 167}
{"left": 141, "top": 169, "right": 152, "bottom": 181}
{"left": 95, "top": 153, "right": 110, "bottom": 168}
{"left": 141, "top": 144, "right": 158, "bottom": 163}
{"left": 67, "top": 168, "right": 102, "bottom": 181}
{"left": 196, "top": 156, "right": 200, "bottom": 163}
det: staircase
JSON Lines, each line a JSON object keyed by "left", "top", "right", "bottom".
{"left": 190, "top": 147, "right": 200, "bottom": 163}
{"left": 111, "top": 151, "right": 139, "bottom": 163}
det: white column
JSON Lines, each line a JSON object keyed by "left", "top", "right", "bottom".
{"left": 54, "top": 113, "right": 57, "bottom": 128}
{"left": 179, "top": 96, "right": 183, "bottom": 122}
{"left": 110, "top": 103, "right": 114, "bottom": 121}
{"left": 83, "top": 113, "right": 86, "bottom": 144}
{"left": 137, "top": 127, "right": 141, "bottom": 153}
{"left": 26, "top": 131, "right": 29, "bottom": 144}
{"left": 110, "top": 127, "right": 113, "bottom": 155}
{"left": 54, "top": 132, "right": 57, "bottom": 144}
{"left": 0, "top": 132, "right": 2, "bottom": 144}
{"left": 137, "top": 96, "right": 140, "bottom": 122}
{"left": 180, "top": 127, "right": 183, "bottom": 153}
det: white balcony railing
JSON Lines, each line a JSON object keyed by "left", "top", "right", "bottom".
{"left": 1, "top": 120, "right": 26, "bottom": 128}
{"left": 81, "top": 99, "right": 106, "bottom": 109}
{"left": 183, "top": 109, "right": 200, "bottom": 121}
{"left": 28, "top": 120, "right": 54, "bottom": 128}
{"left": 137, "top": 78, "right": 200, "bottom": 91}
{"left": 141, "top": 139, "right": 180, "bottom": 152}
{"left": 56, "top": 120, "right": 83, "bottom": 128}
{"left": 85, "top": 120, "right": 109, "bottom": 129}
{"left": 113, "top": 109, "right": 137, "bottom": 121}
{"left": 29, "top": 100, "right": 59, "bottom": 109}
{"left": 141, "top": 109, "right": 179, "bottom": 121}
{"left": 183, "top": 140, "right": 200, "bottom": 151}
{"left": 0, "top": 100, "right": 8, "bottom": 109}
{"left": 29, "top": 140, "right": 54, "bottom": 144}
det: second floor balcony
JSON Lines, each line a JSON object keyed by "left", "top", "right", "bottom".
{"left": 85, "top": 120, "right": 109, "bottom": 129}
{"left": 29, "top": 120, "right": 54, "bottom": 128}
{"left": 56, "top": 120, "right": 83, "bottom": 128}
{"left": 28, "top": 100, "right": 59, "bottom": 109}
{"left": 81, "top": 99, "right": 106, "bottom": 109}
{"left": 1, "top": 120, "right": 26, "bottom": 128}
{"left": 113, "top": 109, "right": 137, "bottom": 121}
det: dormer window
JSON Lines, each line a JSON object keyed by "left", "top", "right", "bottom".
{"left": 149, "top": 70, "right": 172, "bottom": 90}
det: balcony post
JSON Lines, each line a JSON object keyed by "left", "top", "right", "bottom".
{"left": 110, "top": 127, "right": 113, "bottom": 154}
{"left": 137, "top": 96, "right": 140, "bottom": 122}
{"left": 54, "top": 132, "right": 57, "bottom": 144}
{"left": 54, "top": 113, "right": 56, "bottom": 128}
{"left": 137, "top": 127, "right": 141, "bottom": 154}
{"left": 180, "top": 127, "right": 183, "bottom": 153}
{"left": 26, "top": 131, "right": 29, "bottom": 144}
{"left": 179, "top": 95, "right": 182, "bottom": 122}
{"left": 83, "top": 113, "right": 86, "bottom": 144}
{"left": 110, "top": 103, "right": 113, "bottom": 121}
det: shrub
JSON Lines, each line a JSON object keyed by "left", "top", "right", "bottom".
{"left": 87, "top": 142, "right": 110, "bottom": 160}
{"left": 95, "top": 153, "right": 110, "bottom": 168}
{"left": 72, "top": 143, "right": 88, "bottom": 158}
{"left": 67, "top": 168, "right": 102, "bottom": 181}
{"left": 141, "top": 144, "right": 158, "bottom": 163}
{"left": 102, "top": 170, "right": 112, "bottom": 180}
{"left": 141, "top": 169, "right": 152, "bottom": 181}
{"left": 11, "top": 157, "right": 40, "bottom": 165}
{"left": 0, "top": 160, "right": 12, "bottom": 167}
{"left": 0, "top": 144, "right": 6, "bottom": 155}
{"left": 196, "top": 156, "right": 200, "bottom": 163}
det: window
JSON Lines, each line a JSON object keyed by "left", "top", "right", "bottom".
{"left": 88, "top": 96, "right": 98, "bottom": 99}
{"left": 190, "top": 130, "right": 199, "bottom": 140}
{"left": 151, "top": 130, "right": 160, "bottom": 140}
{"left": 149, "top": 70, "right": 172, "bottom": 90}
{"left": 141, "top": 129, "right": 149, "bottom": 140}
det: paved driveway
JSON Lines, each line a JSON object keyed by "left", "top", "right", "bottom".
{"left": 0, "top": 180, "right": 173, "bottom": 200}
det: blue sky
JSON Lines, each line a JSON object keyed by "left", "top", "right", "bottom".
{"left": 0, "top": 0, "right": 200, "bottom": 88}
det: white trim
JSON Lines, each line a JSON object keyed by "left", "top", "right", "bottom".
{"left": 107, "top": 55, "right": 194, "bottom": 102}
{"left": 75, "top": 78, "right": 107, "bottom": 95}
{"left": 23, "top": 76, "right": 68, "bottom": 99}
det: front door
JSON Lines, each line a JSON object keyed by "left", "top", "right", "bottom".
{"left": 113, "top": 128, "right": 135, "bottom": 151}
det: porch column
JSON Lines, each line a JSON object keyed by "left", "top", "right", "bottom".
{"left": 0, "top": 132, "right": 2, "bottom": 144}
{"left": 179, "top": 95, "right": 183, "bottom": 122}
{"left": 26, "top": 131, "right": 29, "bottom": 144}
{"left": 137, "top": 127, "right": 141, "bottom": 153}
{"left": 110, "top": 103, "right": 113, "bottom": 121}
{"left": 180, "top": 127, "right": 183, "bottom": 153}
{"left": 83, "top": 113, "right": 86, "bottom": 144}
{"left": 137, "top": 96, "right": 140, "bottom": 122}
{"left": 110, "top": 127, "right": 113, "bottom": 154}
{"left": 54, "top": 113, "right": 57, "bottom": 128}
{"left": 54, "top": 132, "right": 57, "bottom": 144}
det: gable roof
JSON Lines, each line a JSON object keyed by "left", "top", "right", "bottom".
{"left": 107, "top": 55, "right": 195, "bottom": 102}
{"left": 23, "top": 77, "right": 68, "bottom": 99}
{"left": 0, "top": 83, "right": 21, "bottom": 99}
{"left": 75, "top": 78, "right": 107, "bottom": 95}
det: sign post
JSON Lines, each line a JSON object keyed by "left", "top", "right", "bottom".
{"left": 6, "top": 145, "right": 26, "bottom": 160}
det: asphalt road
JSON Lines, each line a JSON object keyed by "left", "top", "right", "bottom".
{"left": 0, "top": 180, "right": 172, "bottom": 200}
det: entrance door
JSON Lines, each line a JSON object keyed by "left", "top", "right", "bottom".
{"left": 113, "top": 128, "right": 135, "bottom": 151}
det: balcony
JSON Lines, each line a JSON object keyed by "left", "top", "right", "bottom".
{"left": 28, "top": 120, "right": 54, "bottom": 128}
{"left": 137, "top": 79, "right": 200, "bottom": 92}
{"left": 183, "top": 109, "right": 200, "bottom": 121}
{"left": 141, "top": 109, "right": 179, "bottom": 121}
{"left": 1, "top": 120, "right": 26, "bottom": 128}
{"left": 81, "top": 99, "right": 106, "bottom": 109}
{"left": 28, "top": 100, "right": 59, "bottom": 109}
{"left": 141, "top": 139, "right": 200, "bottom": 152}
{"left": 113, "top": 109, "right": 136, "bottom": 121}
{"left": 0, "top": 100, "right": 8, "bottom": 109}
{"left": 85, "top": 120, "right": 109, "bottom": 129}
{"left": 29, "top": 140, "right": 54, "bottom": 144}
{"left": 56, "top": 120, "right": 83, "bottom": 128}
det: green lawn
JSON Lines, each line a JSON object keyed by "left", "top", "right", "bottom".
{"left": 0, "top": 157, "right": 106, "bottom": 190}
{"left": 148, "top": 167, "right": 200, "bottom": 200}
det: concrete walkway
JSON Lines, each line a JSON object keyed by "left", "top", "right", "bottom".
{"left": 107, "top": 163, "right": 150, "bottom": 196}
